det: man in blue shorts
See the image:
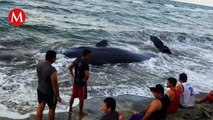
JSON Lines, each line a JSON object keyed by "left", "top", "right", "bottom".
{"left": 130, "top": 84, "right": 170, "bottom": 120}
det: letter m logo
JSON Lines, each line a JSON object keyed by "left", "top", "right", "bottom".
{"left": 8, "top": 8, "right": 26, "bottom": 26}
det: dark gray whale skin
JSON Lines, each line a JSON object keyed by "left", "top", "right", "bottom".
{"left": 150, "top": 36, "right": 172, "bottom": 54}
{"left": 64, "top": 36, "right": 171, "bottom": 65}
{"left": 64, "top": 41, "right": 155, "bottom": 65}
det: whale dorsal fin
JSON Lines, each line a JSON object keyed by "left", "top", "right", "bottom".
{"left": 95, "top": 40, "right": 108, "bottom": 47}
{"left": 150, "top": 36, "right": 164, "bottom": 49}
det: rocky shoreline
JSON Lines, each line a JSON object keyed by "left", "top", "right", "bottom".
{"left": 0, "top": 93, "right": 212, "bottom": 120}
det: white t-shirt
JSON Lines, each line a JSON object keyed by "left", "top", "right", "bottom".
{"left": 180, "top": 83, "right": 195, "bottom": 107}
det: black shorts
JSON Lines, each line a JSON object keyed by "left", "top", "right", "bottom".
{"left": 37, "top": 90, "right": 57, "bottom": 108}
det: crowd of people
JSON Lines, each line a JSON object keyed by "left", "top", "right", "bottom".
{"left": 35, "top": 50, "right": 212, "bottom": 120}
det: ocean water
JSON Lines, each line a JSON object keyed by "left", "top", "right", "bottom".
{"left": 0, "top": 0, "right": 213, "bottom": 118}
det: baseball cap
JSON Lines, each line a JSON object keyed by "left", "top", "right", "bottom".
{"left": 149, "top": 84, "right": 164, "bottom": 94}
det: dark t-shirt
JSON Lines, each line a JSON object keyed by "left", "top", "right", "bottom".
{"left": 101, "top": 111, "right": 119, "bottom": 120}
{"left": 36, "top": 62, "right": 56, "bottom": 94}
{"left": 149, "top": 95, "right": 171, "bottom": 120}
{"left": 73, "top": 58, "right": 89, "bottom": 86}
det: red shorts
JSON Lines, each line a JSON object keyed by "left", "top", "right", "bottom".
{"left": 206, "top": 95, "right": 213, "bottom": 102}
{"left": 71, "top": 84, "right": 87, "bottom": 101}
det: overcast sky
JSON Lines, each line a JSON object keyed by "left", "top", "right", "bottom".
{"left": 173, "top": 0, "right": 213, "bottom": 7}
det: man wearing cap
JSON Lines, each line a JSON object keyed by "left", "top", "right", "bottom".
{"left": 130, "top": 84, "right": 170, "bottom": 120}
{"left": 176, "top": 73, "right": 194, "bottom": 108}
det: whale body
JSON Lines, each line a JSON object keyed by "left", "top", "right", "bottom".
{"left": 64, "top": 40, "right": 155, "bottom": 65}
{"left": 64, "top": 36, "right": 171, "bottom": 65}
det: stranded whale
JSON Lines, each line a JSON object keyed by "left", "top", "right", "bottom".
{"left": 64, "top": 40, "right": 155, "bottom": 65}
{"left": 64, "top": 36, "right": 171, "bottom": 65}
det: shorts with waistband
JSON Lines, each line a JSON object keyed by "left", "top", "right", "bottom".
{"left": 37, "top": 90, "right": 57, "bottom": 108}
{"left": 71, "top": 84, "right": 87, "bottom": 101}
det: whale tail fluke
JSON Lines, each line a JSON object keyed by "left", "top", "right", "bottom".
{"left": 150, "top": 36, "right": 172, "bottom": 54}
{"left": 160, "top": 46, "right": 172, "bottom": 54}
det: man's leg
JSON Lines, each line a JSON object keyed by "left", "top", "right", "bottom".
{"left": 46, "top": 93, "right": 57, "bottom": 120}
{"left": 69, "top": 97, "right": 75, "bottom": 113}
{"left": 130, "top": 114, "right": 144, "bottom": 120}
{"left": 195, "top": 96, "right": 207, "bottom": 103}
{"left": 36, "top": 101, "right": 46, "bottom": 120}
{"left": 48, "top": 107, "right": 56, "bottom": 120}
{"left": 79, "top": 99, "right": 84, "bottom": 115}
{"left": 69, "top": 84, "right": 77, "bottom": 113}
{"left": 79, "top": 85, "right": 87, "bottom": 115}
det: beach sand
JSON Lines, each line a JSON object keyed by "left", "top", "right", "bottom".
{"left": 0, "top": 93, "right": 212, "bottom": 120}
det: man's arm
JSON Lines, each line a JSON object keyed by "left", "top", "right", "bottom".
{"left": 68, "top": 64, "right": 75, "bottom": 80}
{"left": 209, "top": 90, "right": 213, "bottom": 96}
{"left": 131, "top": 104, "right": 150, "bottom": 115}
{"left": 51, "top": 71, "right": 61, "bottom": 103}
{"left": 140, "top": 104, "right": 150, "bottom": 114}
{"left": 176, "top": 84, "right": 183, "bottom": 93}
{"left": 166, "top": 90, "right": 173, "bottom": 100}
{"left": 142, "top": 100, "right": 161, "bottom": 120}
{"left": 195, "top": 97, "right": 207, "bottom": 103}
{"left": 83, "top": 70, "right": 89, "bottom": 82}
